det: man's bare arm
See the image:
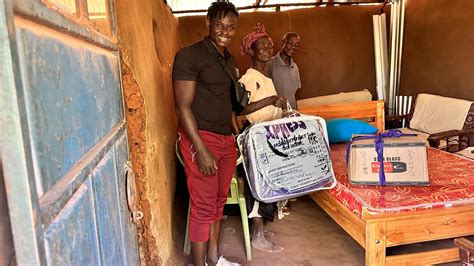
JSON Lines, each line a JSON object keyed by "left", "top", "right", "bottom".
{"left": 174, "top": 80, "right": 216, "bottom": 176}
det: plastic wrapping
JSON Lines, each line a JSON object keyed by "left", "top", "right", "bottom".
{"left": 237, "top": 114, "right": 336, "bottom": 203}
{"left": 328, "top": 143, "right": 474, "bottom": 217}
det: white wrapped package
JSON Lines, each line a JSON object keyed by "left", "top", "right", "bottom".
{"left": 237, "top": 115, "right": 336, "bottom": 203}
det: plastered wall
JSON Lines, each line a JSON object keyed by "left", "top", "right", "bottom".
{"left": 116, "top": 0, "right": 179, "bottom": 264}
{"left": 178, "top": 5, "right": 385, "bottom": 101}
{"left": 399, "top": 0, "right": 474, "bottom": 101}
{"left": 113, "top": 1, "right": 474, "bottom": 264}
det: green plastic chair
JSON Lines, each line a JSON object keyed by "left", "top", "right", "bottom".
{"left": 175, "top": 140, "right": 252, "bottom": 261}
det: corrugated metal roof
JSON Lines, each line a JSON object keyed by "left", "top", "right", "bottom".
{"left": 168, "top": 0, "right": 387, "bottom": 15}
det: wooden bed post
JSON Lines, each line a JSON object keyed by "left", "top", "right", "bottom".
{"left": 365, "top": 221, "right": 387, "bottom": 266}
{"left": 375, "top": 100, "right": 385, "bottom": 131}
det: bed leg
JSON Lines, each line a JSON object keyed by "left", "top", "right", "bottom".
{"left": 365, "top": 221, "right": 387, "bottom": 266}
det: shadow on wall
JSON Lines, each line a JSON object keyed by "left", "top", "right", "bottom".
{"left": 399, "top": 0, "right": 474, "bottom": 101}
{"left": 171, "top": 160, "right": 190, "bottom": 260}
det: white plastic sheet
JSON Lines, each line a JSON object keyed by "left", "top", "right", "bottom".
{"left": 237, "top": 114, "right": 336, "bottom": 203}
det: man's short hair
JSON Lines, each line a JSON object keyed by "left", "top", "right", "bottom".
{"left": 282, "top": 32, "right": 300, "bottom": 43}
{"left": 207, "top": 1, "right": 239, "bottom": 20}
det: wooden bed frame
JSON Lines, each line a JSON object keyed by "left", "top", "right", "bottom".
{"left": 298, "top": 100, "right": 474, "bottom": 265}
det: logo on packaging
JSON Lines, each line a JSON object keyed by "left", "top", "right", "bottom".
{"left": 371, "top": 161, "right": 407, "bottom": 173}
{"left": 264, "top": 121, "right": 307, "bottom": 139}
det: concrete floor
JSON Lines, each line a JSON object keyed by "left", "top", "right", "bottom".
{"left": 172, "top": 195, "right": 466, "bottom": 266}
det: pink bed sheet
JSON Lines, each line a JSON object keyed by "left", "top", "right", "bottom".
{"left": 327, "top": 144, "right": 474, "bottom": 217}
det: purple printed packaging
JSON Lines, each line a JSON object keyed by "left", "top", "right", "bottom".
{"left": 237, "top": 115, "right": 336, "bottom": 203}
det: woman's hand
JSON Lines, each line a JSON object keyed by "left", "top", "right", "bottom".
{"left": 240, "top": 95, "right": 288, "bottom": 115}
{"left": 272, "top": 95, "right": 288, "bottom": 110}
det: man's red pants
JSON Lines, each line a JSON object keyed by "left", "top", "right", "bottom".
{"left": 178, "top": 129, "right": 237, "bottom": 242}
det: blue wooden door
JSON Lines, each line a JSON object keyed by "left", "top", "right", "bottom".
{"left": 0, "top": 0, "right": 140, "bottom": 265}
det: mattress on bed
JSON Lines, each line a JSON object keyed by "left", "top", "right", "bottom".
{"left": 326, "top": 144, "right": 474, "bottom": 217}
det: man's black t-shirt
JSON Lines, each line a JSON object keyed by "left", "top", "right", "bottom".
{"left": 172, "top": 37, "right": 237, "bottom": 135}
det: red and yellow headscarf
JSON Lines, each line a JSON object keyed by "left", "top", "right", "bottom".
{"left": 240, "top": 22, "right": 269, "bottom": 56}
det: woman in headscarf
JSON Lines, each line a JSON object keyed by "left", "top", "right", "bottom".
{"left": 239, "top": 23, "right": 287, "bottom": 124}
{"left": 237, "top": 22, "right": 285, "bottom": 253}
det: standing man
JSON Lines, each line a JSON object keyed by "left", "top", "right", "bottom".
{"left": 268, "top": 32, "right": 302, "bottom": 110}
{"left": 172, "top": 2, "right": 240, "bottom": 266}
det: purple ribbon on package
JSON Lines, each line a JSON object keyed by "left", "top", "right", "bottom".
{"left": 346, "top": 129, "right": 417, "bottom": 186}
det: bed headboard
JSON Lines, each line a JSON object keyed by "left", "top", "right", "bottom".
{"left": 298, "top": 100, "right": 385, "bottom": 132}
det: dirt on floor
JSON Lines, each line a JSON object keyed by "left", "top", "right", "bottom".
{"left": 171, "top": 195, "right": 466, "bottom": 266}
{"left": 172, "top": 196, "right": 364, "bottom": 265}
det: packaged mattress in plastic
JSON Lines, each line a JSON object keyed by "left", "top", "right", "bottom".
{"left": 237, "top": 115, "right": 336, "bottom": 203}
